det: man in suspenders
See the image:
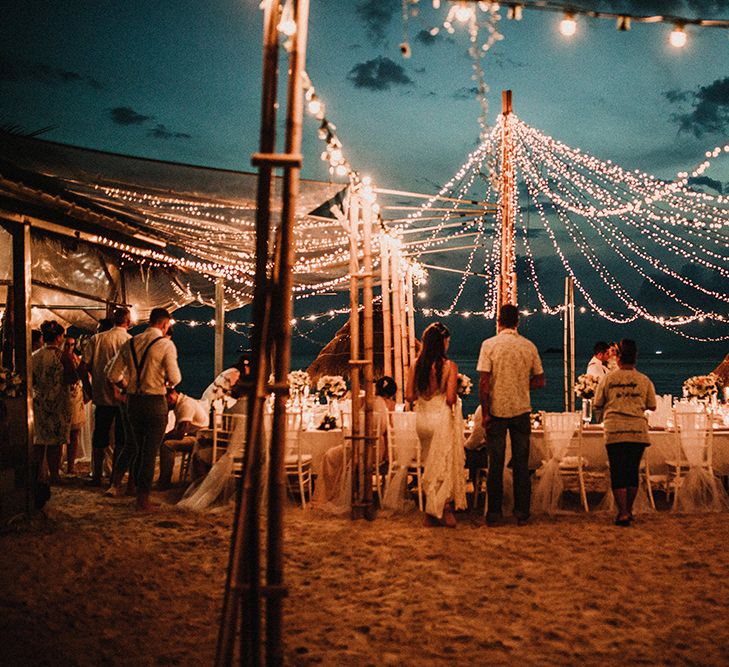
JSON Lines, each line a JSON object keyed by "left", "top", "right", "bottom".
{"left": 107, "top": 308, "right": 182, "bottom": 511}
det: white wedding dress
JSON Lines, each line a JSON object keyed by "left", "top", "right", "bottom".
{"left": 417, "top": 394, "right": 467, "bottom": 518}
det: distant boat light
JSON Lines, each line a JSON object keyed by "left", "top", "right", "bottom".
{"left": 655, "top": 350, "right": 663, "bottom": 355}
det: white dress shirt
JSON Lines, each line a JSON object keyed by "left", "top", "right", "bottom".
{"left": 586, "top": 356, "right": 608, "bottom": 379}
{"left": 82, "top": 326, "right": 131, "bottom": 406}
{"left": 107, "top": 327, "right": 181, "bottom": 395}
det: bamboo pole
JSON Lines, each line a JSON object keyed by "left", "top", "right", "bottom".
{"left": 360, "top": 195, "right": 376, "bottom": 519}
{"left": 405, "top": 266, "right": 417, "bottom": 374}
{"left": 347, "top": 193, "right": 363, "bottom": 515}
{"left": 498, "top": 90, "right": 516, "bottom": 311}
{"left": 379, "top": 234, "right": 392, "bottom": 378}
{"left": 569, "top": 278, "right": 575, "bottom": 413}
{"left": 563, "top": 277, "right": 569, "bottom": 412}
{"left": 390, "top": 242, "right": 404, "bottom": 404}
{"left": 216, "top": 1, "right": 280, "bottom": 664}
{"left": 398, "top": 267, "right": 410, "bottom": 388}
{"left": 214, "top": 277, "right": 225, "bottom": 377}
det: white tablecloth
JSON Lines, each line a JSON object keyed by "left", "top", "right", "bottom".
{"left": 295, "top": 429, "right": 345, "bottom": 476}
{"left": 531, "top": 427, "right": 729, "bottom": 475}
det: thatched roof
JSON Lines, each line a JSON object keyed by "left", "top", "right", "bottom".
{"left": 307, "top": 304, "right": 385, "bottom": 382}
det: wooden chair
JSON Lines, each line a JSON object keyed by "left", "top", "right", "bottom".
{"left": 386, "top": 411, "right": 424, "bottom": 511}
{"left": 284, "top": 411, "right": 313, "bottom": 508}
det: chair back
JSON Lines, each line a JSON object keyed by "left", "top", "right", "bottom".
{"left": 211, "top": 411, "right": 247, "bottom": 462}
{"left": 542, "top": 412, "right": 581, "bottom": 461}
{"left": 388, "top": 411, "right": 420, "bottom": 467}
{"left": 674, "top": 408, "right": 713, "bottom": 468}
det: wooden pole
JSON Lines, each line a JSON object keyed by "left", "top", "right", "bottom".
{"left": 398, "top": 268, "right": 410, "bottom": 389}
{"left": 379, "top": 235, "right": 392, "bottom": 378}
{"left": 265, "top": 0, "right": 310, "bottom": 663}
{"left": 216, "top": 1, "right": 280, "bottom": 664}
{"left": 563, "top": 277, "right": 569, "bottom": 412}
{"left": 569, "top": 278, "right": 575, "bottom": 413}
{"left": 405, "top": 266, "right": 416, "bottom": 373}
{"left": 498, "top": 90, "right": 516, "bottom": 313}
{"left": 214, "top": 277, "right": 225, "bottom": 378}
{"left": 347, "top": 194, "right": 363, "bottom": 517}
{"left": 12, "top": 221, "right": 34, "bottom": 517}
{"left": 389, "top": 243, "right": 404, "bottom": 404}
{"left": 360, "top": 195, "right": 376, "bottom": 519}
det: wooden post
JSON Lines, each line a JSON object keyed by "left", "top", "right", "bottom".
{"left": 389, "top": 242, "right": 404, "bottom": 404}
{"left": 398, "top": 268, "right": 410, "bottom": 387}
{"left": 214, "top": 277, "right": 225, "bottom": 377}
{"left": 216, "top": 1, "right": 280, "bottom": 665}
{"left": 12, "top": 221, "right": 34, "bottom": 517}
{"left": 563, "top": 277, "right": 569, "bottom": 412}
{"left": 405, "top": 265, "right": 417, "bottom": 371}
{"left": 498, "top": 90, "right": 516, "bottom": 312}
{"left": 379, "top": 235, "right": 392, "bottom": 378}
{"left": 569, "top": 278, "right": 575, "bottom": 413}
{"left": 347, "top": 194, "right": 363, "bottom": 517}
{"left": 360, "top": 195, "right": 376, "bottom": 518}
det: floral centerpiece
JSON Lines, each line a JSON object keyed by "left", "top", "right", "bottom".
{"left": 0, "top": 367, "right": 23, "bottom": 398}
{"left": 574, "top": 374, "right": 599, "bottom": 400}
{"left": 287, "top": 369, "right": 310, "bottom": 392}
{"left": 682, "top": 373, "right": 721, "bottom": 402}
{"left": 316, "top": 375, "right": 347, "bottom": 400}
{"left": 457, "top": 373, "right": 473, "bottom": 397}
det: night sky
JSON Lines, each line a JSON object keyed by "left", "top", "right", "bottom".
{"left": 2, "top": 0, "right": 728, "bottom": 355}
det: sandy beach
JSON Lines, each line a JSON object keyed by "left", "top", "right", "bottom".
{"left": 2, "top": 480, "right": 729, "bottom": 666}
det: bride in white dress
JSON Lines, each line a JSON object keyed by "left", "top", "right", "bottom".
{"left": 406, "top": 322, "right": 467, "bottom": 527}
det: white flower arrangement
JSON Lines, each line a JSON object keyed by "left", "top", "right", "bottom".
{"left": 457, "top": 373, "right": 473, "bottom": 396}
{"left": 682, "top": 373, "right": 721, "bottom": 401}
{"left": 317, "top": 374, "right": 347, "bottom": 399}
{"left": 574, "top": 373, "right": 599, "bottom": 400}
{"left": 0, "top": 367, "right": 23, "bottom": 398}
{"left": 287, "top": 370, "right": 310, "bottom": 392}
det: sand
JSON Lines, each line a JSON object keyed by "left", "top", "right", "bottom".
{"left": 2, "top": 482, "right": 729, "bottom": 666}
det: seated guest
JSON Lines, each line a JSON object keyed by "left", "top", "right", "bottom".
{"left": 158, "top": 387, "right": 209, "bottom": 488}
{"left": 586, "top": 341, "right": 609, "bottom": 378}
{"left": 201, "top": 354, "right": 252, "bottom": 412}
{"left": 313, "top": 376, "right": 397, "bottom": 508}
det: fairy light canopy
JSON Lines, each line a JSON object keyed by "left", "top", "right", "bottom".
{"left": 0, "top": 131, "right": 349, "bottom": 327}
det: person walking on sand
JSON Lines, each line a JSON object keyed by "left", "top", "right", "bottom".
{"left": 478, "top": 304, "right": 545, "bottom": 526}
{"left": 83, "top": 307, "right": 131, "bottom": 486}
{"left": 406, "top": 322, "right": 467, "bottom": 528}
{"left": 593, "top": 339, "right": 656, "bottom": 527}
{"left": 107, "top": 308, "right": 181, "bottom": 511}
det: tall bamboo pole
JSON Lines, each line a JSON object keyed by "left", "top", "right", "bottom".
{"left": 498, "top": 90, "right": 516, "bottom": 313}
{"left": 264, "top": 1, "right": 309, "bottom": 663}
{"left": 379, "top": 235, "right": 392, "bottom": 378}
{"left": 398, "top": 268, "right": 410, "bottom": 388}
{"left": 563, "top": 277, "right": 569, "bottom": 412}
{"left": 390, "top": 242, "right": 404, "bottom": 404}
{"left": 216, "top": 1, "right": 279, "bottom": 664}
{"left": 569, "top": 278, "right": 575, "bottom": 413}
{"left": 405, "top": 266, "right": 417, "bottom": 371}
{"left": 348, "top": 194, "right": 363, "bottom": 515}
{"left": 214, "top": 277, "right": 225, "bottom": 377}
{"left": 360, "top": 195, "right": 376, "bottom": 518}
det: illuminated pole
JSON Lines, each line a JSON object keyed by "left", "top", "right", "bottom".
{"left": 379, "top": 235, "right": 392, "bottom": 378}
{"left": 498, "top": 90, "right": 516, "bottom": 313}
{"left": 214, "top": 277, "right": 225, "bottom": 377}
{"left": 390, "top": 242, "right": 404, "bottom": 404}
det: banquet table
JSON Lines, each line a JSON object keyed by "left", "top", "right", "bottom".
{"left": 296, "top": 428, "right": 345, "bottom": 476}
{"left": 530, "top": 426, "right": 729, "bottom": 475}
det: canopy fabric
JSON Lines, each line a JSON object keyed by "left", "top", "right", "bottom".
{"left": 0, "top": 132, "right": 349, "bottom": 328}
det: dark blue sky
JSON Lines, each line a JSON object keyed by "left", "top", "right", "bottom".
{"left": 2, "top": 0, "right": 728, "bottom": 353}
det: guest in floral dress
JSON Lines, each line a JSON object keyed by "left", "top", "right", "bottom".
{"left": 32, "top": 320, "right": 73, "bottom": 484}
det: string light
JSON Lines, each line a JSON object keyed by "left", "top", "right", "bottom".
{"left": 669, "top": 24, "right": 688, "bottom": 48}
{"left": 559, "top": 13, "right": 577, "bottom": 37}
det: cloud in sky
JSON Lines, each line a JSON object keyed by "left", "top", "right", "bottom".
{"left": 452, "top": 86, "right": 479, "bottom": 100}
{"left": 688, "top": 175, "right": 723, "bottom": 193}
{"left": 147, "top": 124, "right": 191, "bottom": 140}
{"left": 347, "top": 57, "right": 413, "bottom": 91}
{"left": 0, "top": 54, "right": 103, "bottom": 89}
{"left": 665, "top": 76, "right": 729, "bottom": 137}
{"left": 109, "top": 106, "right": 153, "bottom": 126}
{"left": 355, "top": 0, "right": 398, "bottom": 44}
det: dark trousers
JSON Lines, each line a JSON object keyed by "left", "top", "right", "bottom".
{"left": 486, "top": 412, "right": 532, "bottom": 520}
{"left": 606, "top": 443, "right": 646, "bottom": 489}
{"left": 92, "top": 405, "right": 125, "bottom": 465}
{"left": 124, "top": 394, "right": 168, "bottom": 493}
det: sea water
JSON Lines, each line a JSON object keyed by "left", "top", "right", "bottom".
{"left": 176, "top": 348, "right": 715, "bottom": 419}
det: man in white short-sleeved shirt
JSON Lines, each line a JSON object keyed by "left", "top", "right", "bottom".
{"left": 477, "top": 304, "right": 545, "bottom": 525}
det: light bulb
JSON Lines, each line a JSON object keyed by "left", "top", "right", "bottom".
{"left": 307, "top": 98, "right": 321, "bottom": 115}
{"left": 278, "top": 19, "right": 297, "bottom": 37}
{"left": 454, "top": 3, "right": 474, "bottom": 23}
{"left": 329, "top": 147, "right": 343, "bottom": 163}
{"left": 560, "top": 14, "right": 577, "bottom": 37}
{"left": 669, "top": 25, "right": 687, "bottom": 48}
{"left": 335, "top": 164, "right": 348, "bottom": 176}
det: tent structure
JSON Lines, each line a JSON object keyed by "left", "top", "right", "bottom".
{"left": 0, "top": 131, "right": 347, "bottom": 329}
